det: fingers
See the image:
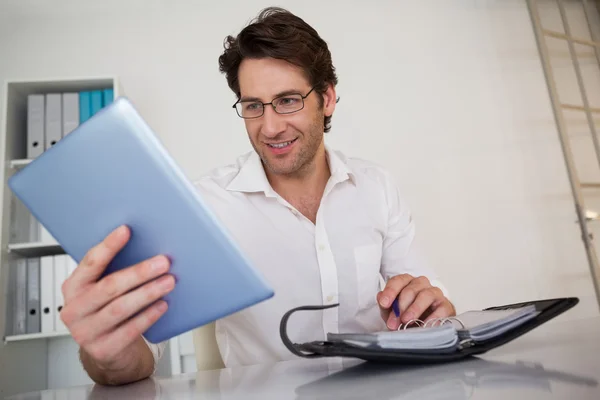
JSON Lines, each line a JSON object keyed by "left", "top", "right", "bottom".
{"left": 57, "top": 224, "right": 176, "bottom": 371}
{"left": 396, "top": 276, "right": 433, "bottom": 318}
{"left": 423, "top": 299, "right": 456, "bottom": 323}
{"left": 378, "top": 275, "right": 426, "bottom": 330}
{"left": 385, "top": 306, "right": 400, "bottom": 331}
{"left": 402, "top": 286, "right": 443, "bottom": 323}
{"left": 378, "top": 275, "right": 412, "bottom": 331}
{"left": 61, "top": 254, "right": 171, "bottom": 323}
{"left": 78, "top": 300, "right": 169, "bottom": 366}
{"left": 377, "top": 274, "right": 413, "bottom": 310}
{"left": 378, "top": 274, "right": 452, "bottom": 330}
{"left": 66, "top": 274, "right": 174, "bottom": 345}
{"left": 63, "top": 225, "right": 130, "bottom": 301}
{"left": 377, "top": 292, "right": 392, "bottom": 322}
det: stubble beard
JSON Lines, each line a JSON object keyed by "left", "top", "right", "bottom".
{"left": 254, "top": 112, "right": 324, "bottom": 178}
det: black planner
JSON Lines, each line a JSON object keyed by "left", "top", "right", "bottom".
{"left": 279, "top": 297, "right": 579, "bottom": 364}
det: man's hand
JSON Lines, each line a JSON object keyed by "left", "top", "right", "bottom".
{"left": 377, "top": 274, "right": 455, "bottom": 330}
{"left": 61, "top": 225, "right": 174, "bottom": 381}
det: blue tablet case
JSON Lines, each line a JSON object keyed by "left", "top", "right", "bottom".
{"left": 8, "top": 97, "right": 274, "bottom": 343}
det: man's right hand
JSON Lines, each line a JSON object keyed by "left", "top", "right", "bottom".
{"left": 60, "top": 224, "right": 175, "bottom": 372}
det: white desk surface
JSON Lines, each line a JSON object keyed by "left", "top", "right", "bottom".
{"left": 7, "top": 314, "right": 600, "bottom": 399}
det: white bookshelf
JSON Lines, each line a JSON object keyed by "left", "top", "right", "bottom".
{"left": 9, "top": 159, "right": 31, "bottom": 168}
{"left": 7, "top": 242, "right": 65, "bottom": 258}
{"left": 0, "top": 76, "right": 189, "bottom": 397}
{"left": 0, "top": 77, "right": 109, "bottom": 394}
{"left": 5, "top": 330, "right": 70, "bottom": 343}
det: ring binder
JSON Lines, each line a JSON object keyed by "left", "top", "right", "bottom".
{"left": 396, "top": 315, "right": 473, "bottom": 330}
{"left": 397, "top": 319, "right": 425, "bottom": 330}
{"left": 279, "top": 297, "right": 579, "bottom": 364}
{"left": 414, "top": 316, "right": 466, "bottom": 329}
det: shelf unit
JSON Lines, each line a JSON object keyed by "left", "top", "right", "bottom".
{"left": 5, "top": 330, "right": 70, "bottom": 343}
{"left": 0, "top": 76, "right": 195, "bottom": 397}
{"left": 0, "top": 77, "right": 125, "bottom": 395}
{"left": 9, "top": 159, "right": 31, "bottom": 168}
{"left": 7, "top": 242, "right": 65, "bottom": 258}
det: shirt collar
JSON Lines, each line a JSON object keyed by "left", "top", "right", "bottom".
{"left": 226, "top": 143, "right": 354, "bottom": 195}
{"left": 325, "top": 143, "right": 355, "bottom": 187}
{"left": 225, "top": 150, "right": 276, "bottom": 196}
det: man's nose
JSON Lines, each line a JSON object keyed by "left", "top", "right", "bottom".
{"left": 261, "top": 105, "right": 286, "bottom": 138}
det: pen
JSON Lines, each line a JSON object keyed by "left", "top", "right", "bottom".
{"left": 392, "top": 298, "right": 400, "bottom": 318}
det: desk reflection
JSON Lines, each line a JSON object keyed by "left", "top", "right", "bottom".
{"left": 8, "top": 356, "right": 599, "bottom": 400}
{"left": 293, "top": 358, "right": 598, "bottom": 400}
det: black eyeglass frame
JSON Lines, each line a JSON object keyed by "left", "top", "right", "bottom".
{"left": 232, "top": 86, "right": 317, "bottom": 119}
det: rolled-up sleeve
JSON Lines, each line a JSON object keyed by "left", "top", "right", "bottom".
{"left": 143, "top": 337, "right": 167, "bottom": 373}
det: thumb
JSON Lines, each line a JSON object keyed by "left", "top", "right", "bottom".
{"left": 377, "top": 291, "right": 391, "bottom": 321}
{"left": 62, "top": 225, "right": 130, "bottom": 301}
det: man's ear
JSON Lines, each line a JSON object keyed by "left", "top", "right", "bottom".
{"left": 322, "top": 84, "right": 337, "bottom": 117}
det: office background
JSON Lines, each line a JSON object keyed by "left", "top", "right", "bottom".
{"left": 1, "top": 0, "right": 599, "bottom": 397}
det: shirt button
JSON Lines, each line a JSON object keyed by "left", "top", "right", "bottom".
{"left": 326, "top": 295, "right": 334, "bottom": 302}
{"left": 318, "top": 244, "right": 325, "bottom": 251}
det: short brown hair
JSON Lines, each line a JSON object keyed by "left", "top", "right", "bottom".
{"left": 218, "top": 7, "right": 339, "bottom": 133}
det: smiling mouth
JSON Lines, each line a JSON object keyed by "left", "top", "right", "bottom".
{"left": 267, "top": 138, "right": 297, "bottom": 149}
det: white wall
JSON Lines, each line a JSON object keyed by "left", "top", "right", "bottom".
{"left": 1, "top": 0, "right": 600, "bottom": 394}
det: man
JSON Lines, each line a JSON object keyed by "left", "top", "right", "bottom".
{"left": 59, "top": 7, "right": 455, "bottom": 386}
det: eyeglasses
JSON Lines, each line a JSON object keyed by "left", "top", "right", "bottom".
{"left": 232, "top": 87, "right": 316, "bottom": 119}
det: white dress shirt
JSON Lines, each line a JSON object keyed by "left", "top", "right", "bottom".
{"left": 145, "top": 145, "right": 447, "bottom": 368}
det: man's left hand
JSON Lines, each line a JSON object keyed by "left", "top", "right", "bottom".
{"left": 377, "top": 274, "right": 455, "bottom": 330}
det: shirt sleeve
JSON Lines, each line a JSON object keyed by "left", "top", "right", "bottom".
{"left": 142, "top": 336, "right": 168, "bottom": 373}
{"left": 379, "top": 172, "right": 450, "bottom": 299}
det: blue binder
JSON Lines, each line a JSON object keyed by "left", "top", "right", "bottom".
{"left": 90, "top": 90, "right": 103, "bottom": 116}
{"left": 79, "top": 92, "right": 91, "bottom": 124}
{"left": 103, "top": 88, "right": 114, "bottom": 106}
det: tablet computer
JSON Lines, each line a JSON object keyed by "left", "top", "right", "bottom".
{"left": 7, "top": 97, "right": 274, "bottom": 343}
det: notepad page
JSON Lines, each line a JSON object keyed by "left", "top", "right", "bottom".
{"left": 454, "top": 305, "right": 537, "bottom": 331}
{"left": 327, "top": 324, "right": 459, "bottom": 350}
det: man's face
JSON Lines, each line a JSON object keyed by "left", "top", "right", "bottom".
{"left": 237, "top": 57, "right": 335, "bottom": 177}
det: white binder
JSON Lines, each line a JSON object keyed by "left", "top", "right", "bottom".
{"left": 40, "top": 255, "right": 54, "bottom": 334}
{"left": 66, "top": 256, "right": 77, "bottom": 278}
{"left": 53, "top": 255, "right": 68, "bottom": 332}
{"left": 14, "top": 258, "right": 28, "bottom": 335}
{"left": 37, "top": 94, "right": 59, "bottom": 244}
{"left": 45, "top": 93, "right": 62, "bottom": 150}
{"left": 38, "top": 93, "right": 63, "bottom": 244}
{"left": 26, "top": 257, "right": 41, "bottom": 334}
{"left": 62, "top": 92, "right": 79, "bottom": 136}
{"left": 27, "top": 94, "right": 44, "bottom": 159}
{"left": 5, "top": 260, "right": 16, "bottom": 336}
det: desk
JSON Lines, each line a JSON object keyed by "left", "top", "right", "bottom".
{"left": 7, "top": 316, "right": 600, "bottom": 399}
